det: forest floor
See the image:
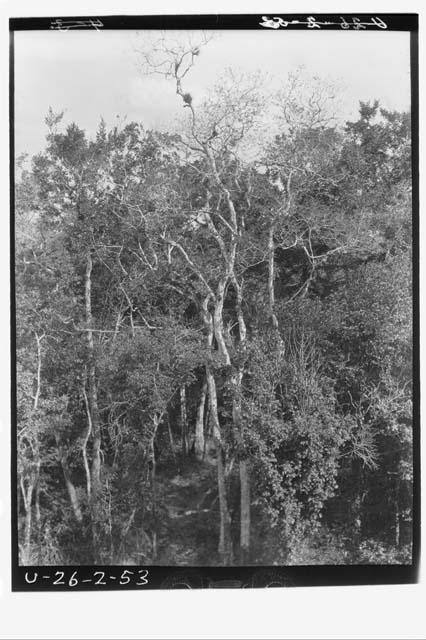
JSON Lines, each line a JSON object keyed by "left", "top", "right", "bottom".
{"left": 120, "top": 450, "right": 412, "bottom": 567}
{"left": 155, "top": 454, "right": 221, "bottom": 565}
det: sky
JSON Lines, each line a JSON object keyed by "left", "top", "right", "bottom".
{"left": 14, "top": 29, "right": 411, "bottom": 159}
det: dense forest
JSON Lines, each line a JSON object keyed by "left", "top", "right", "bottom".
{"left": 15, "top": 40, "right": 413, "bottom": 566}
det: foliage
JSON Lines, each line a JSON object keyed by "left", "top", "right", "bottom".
{"left": 15, "top": 70, "right": 413, "bottom": 566}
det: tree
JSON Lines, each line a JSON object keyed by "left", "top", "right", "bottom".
{"left": 139, "top": 34, "right": 268, "bottom": 563}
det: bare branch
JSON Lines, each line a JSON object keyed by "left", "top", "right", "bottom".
{"left": 165, "top": 238, "right": 214, "bottom": 298}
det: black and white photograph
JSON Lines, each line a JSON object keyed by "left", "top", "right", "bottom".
{"left": 10, "top": 13, "right": 418, "bottom": 592}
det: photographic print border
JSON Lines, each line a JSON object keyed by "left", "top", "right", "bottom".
{"left": 10, "top": 12, "right": 420, "bottom": 591}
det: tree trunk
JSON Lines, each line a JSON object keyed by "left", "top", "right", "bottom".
{"left": 167, "top": 413, "right": 176, "bottom": 460}
{"left": 216, "top": 444, "right": 233, "bottom": 564}
{"left": 233, "top": 367, "right": 251, "bottom": 562}
{"left": 232, "top": 277, "right": 250, "bottom": 561}
{"left": 350, "top": 459, "right": 364, "bottom": 560}
{"left": 20, "top": 478, "right": 34, "bottom": 564}
{"left": 34, "top": 461, "right": 42, "bottom": 563}
{"left": 85, "top": 252, "right": 103, "bottom": 560}
{"left": 59, "top": 452, "right": 83, "bottom": 523}
{"left": 212, "top": 277, "right": 235, "bottom": 562}
{"left": 81, "top": 383, "right": 92, "bottom": 498}
{"left": 85, "top": 252, "right": 102, "bottom": 496}
{"left": 268, "top": 224, "right": 279, "bottom": 330}
{"left": 180, "top": 385, "right": 188, "bottom": 456}
{"left": 194, "top": 380, "right": 207, "bottom": 460}
{"left": 394, "top": 504, "right": 400, "bottom": 548}
{"left": 394, "top": 480, "right": 401, "bottom": 548}
{"left": 23, "top": 490, "right": 33, "bottom": 565}
{"left": 206, "top": 367, "right": 233, "bottom": 564}
{"left": 35, "top": 476, "right": 41, "bottom": 525}
{"left": 213, "top": 277, "right": 231, "bottom": 365}
{"left": 202, "top": 294, "right": 233, "bottom": 564}
{"left": 150, "top": 414, "right": 161, "bottom": 562}
{"left": 33, "top": 333, "right": 44, "bottom": 410}
{"left": 239, "top": 461, "right": 250, "bottom": 561}
{"left": 20, "top": 333, "right": 44, "bottom": 564}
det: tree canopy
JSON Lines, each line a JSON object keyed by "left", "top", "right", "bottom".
{"left": 16, "top": 45, "right": 412, "bottom": 566}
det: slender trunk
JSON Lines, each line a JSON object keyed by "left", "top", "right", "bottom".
{"left": 33, "top": 333, "right": 44, "bottom": 410}
{"left": 19, "top": 333, "right": 45, "bottom": 563}
{"left": 394, "top": 480, "right": 401, "bottom": 548}
{"left": 85, "top": 252, "right": 102, "bottom": 497}
{"left": 204, "top": 403, "right": 210, "bottom": 449}
{"left": 217, "top": 445, "right": 233, "bottom": 564}
{"left": 35, "top": 477, "right": 41, "bottom": 524}
{"left": 213, "top": 278, "right": 231, "bottom": 365}
{"left": 190, "top": 157, "right": 240, "bottom": 563}
{"left": 167, "top": 414, "right": 176, "bottom": 461}
{"left": 150, "top": 438, "right": 157, "bottom": 562}
{"left": 194, "top": 380, "right": 207, "bottom": 460}
{"left": 268, "top": 224, "right": 279, "bottom": 330}
{"left": 204, "top": 156, "right": 248, "bottom": 558}
{"left": 180, "top": 385, "right": 188, "bottom": 456}
{"left": 206, "top": 367, "right": 233, "bottom": 564}
{"left": 20, "top": 478, "right": 34, "bottom": 564}
{"left": 85, "top": 252, "right": 103, "bottom": 561}
{"left": 232, "top": 277, "right": 250, "bottom": 561}
{"left": 150, "top": 414, "right": 161, "bottom": 562}
{"left": 202, "top": 295, "right": 233, "bottom": 564}
{"left": 59, "top": 453, "right": 83, "bottom": 523}
{"left": 233, "top": 382, "right": 251, "bottom": 563}
{"left": 24, "top": 488, "right": 33, "bottom": 565}
{"left": 33, "top": 338, "right": 43, "bottom": 553}
{"left": 394, "top": 504, "right": 400, "bottom": 548}
{"left": 17, "top": 482, "right": 21, "bottom": 517}
{"left": 106, "top": 479, "right": 113, "bottom": 562}
{"left": 81, "top": 383, "right": 92, "bottom": 498}
{"left": 205, "top": 147, "right": 238, "bottom": 232}
{"left": 351, "top": 459, "right": 363, "bottom": 560}
{"left": 240, "top": 461, "right": 250, "bottom": 559}
{"left": 234, "top": 374, "right": 250, "bottom": 561}
{"left": 34, "top": 461, "right": 41, "bottom": 562}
